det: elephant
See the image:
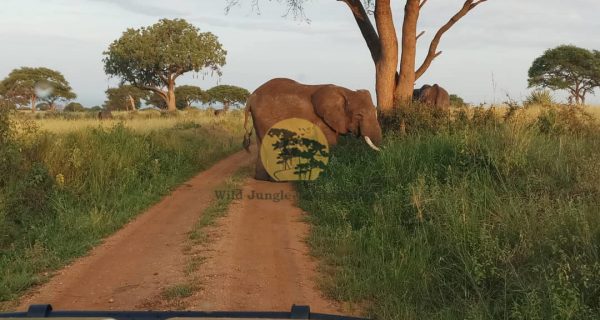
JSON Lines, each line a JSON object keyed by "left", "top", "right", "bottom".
{"left": 413, "top": 84, "right": 450, "bottom": 108}
{"left": 98, "top": 109, "right": 113, "bottom": 120}
{"left": 243, "top": 78, "right": 383, "bottom": 181}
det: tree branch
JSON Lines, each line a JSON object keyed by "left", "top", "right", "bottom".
{"left": 415, "top": 0, "right": 487, "bottom": 80}
{"left": 416, "top": 30, "right": 425, "bottom": 41}
{"left": 339, "top": 0, "right": 381, "bottom": 63}
{"left": 139, "top": 85, "right": 167, "bottom": 99}
{"left": 419, "top": 0, "right": 428, "bottom": 9}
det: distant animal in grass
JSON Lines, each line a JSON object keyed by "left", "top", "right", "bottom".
{"left": 214, "top": 106, "right": 229, "bottom": 116}
{"left": 413, "top": 84, "right": 450, "bottom": 109}
{"left": 98, "top": 110, "right": 113, "bottom": 120}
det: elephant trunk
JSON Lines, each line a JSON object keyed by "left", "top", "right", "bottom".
{"left": 360, "top": 117, "right": 383, "bottom": 151}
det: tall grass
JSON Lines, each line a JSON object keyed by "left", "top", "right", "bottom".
{"left": 0, "top": 108, "right": 244, "bottom": 305}
{"left": 298, "top": 104, "right": 600, "bottom": 319}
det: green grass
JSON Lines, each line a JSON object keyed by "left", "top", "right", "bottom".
{"left": 298, "top": 111, "right": 600, "bottom": 319}
{"left": 162, "top": 283, "right": 196, "bottom": 300}
{"left": 0, "top": 109, "right": 244, "bottom": 306}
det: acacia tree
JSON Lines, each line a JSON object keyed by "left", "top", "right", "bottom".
{"left": 175, "top": 85, "right": 208, "bottom": 109}
{"left": 103, "top": 19, "right": 227, "bottom": 112}
{"left": 227, "top": 0, "right": 487, "bottom": 111}
{"left": 104, "top": 85, "right": 147, "bottom": 111}
{"left": 43, "top": 84, "right": 76, "bottom": 111}
{"left": 528, "top": 45, "right": 600, "bottom": 105}
{"left": 206, "top": 85, "right": 250, "bottom": 110}
{"left": 0, "top": 67, "right": 76, "bottom": 113}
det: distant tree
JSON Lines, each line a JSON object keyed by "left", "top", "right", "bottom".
{"left": 528, "top": 45, "right": 600, "bottom": 105}
{"left": 64, "top": 102, "right": 85, "bottom": 112}
{"left": 449, "top": 94, "right": 465, "bottom": 107}
{"left": 42, "top": 80, "right": 76, "bottom": 111}
{"left": 103, "top": 18, "right": 227, "bottom": 112}
{"left": 227, "top": 0, "right": 488, "bottom": 111}
{"left": 0, "top": 67, "right": 76, "bottom": 113}
{"left": 206, "top": 85, "right": 250, "bottom": 110}
{"left": 104, "top": 85, "right": 146, "bottom": 111}
{"left": 175, "top": 85, "right": 208, "bottom": 109}
{"left": 90, "top": 105, "right": 102, "bottom": 111}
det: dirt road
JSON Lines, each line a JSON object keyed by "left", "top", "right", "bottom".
{"left": 184, "top": 179, "right": 340, "bottom": 313}
{"left": 17, "top": 150, "right": 346, "bottom": 315}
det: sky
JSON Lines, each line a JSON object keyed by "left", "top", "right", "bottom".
{"left": 0, "top": 0, "right": 599, "bottom": 106}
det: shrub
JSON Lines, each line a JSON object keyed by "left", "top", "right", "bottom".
{"left": 525, "top": 90, "right": 555, "bottom": 107}
{"left": 449, "top": 94, "right": 466, "bottom": 107}
{"left": 63, "top": 102, "right": 85, "bottom": 112}
{"left": 536, "top": 105, "right": 598, "bottom": 136}
{"left": 380, "top": 102, "right": 451, "bottom": 135}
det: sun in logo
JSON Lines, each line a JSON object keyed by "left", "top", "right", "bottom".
{"left": 260, "top": 118, "right": 330, "bottom": 181}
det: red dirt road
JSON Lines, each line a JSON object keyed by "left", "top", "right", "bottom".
{"left": 186, "top": 180, "right": 341, "bottom": 313}
{"left": 17, "top": 150, "right": 347, "bottom": 315}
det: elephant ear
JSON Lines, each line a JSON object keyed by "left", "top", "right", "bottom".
{"left": 312, "top": 86, "right": 348, "bottom": 134}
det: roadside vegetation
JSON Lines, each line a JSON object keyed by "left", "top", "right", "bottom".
{"left": 0, "top": 106, "right": 244, "bottom": 305}
{"left": 298, "top": 103, "right": 600, "bottom": 319}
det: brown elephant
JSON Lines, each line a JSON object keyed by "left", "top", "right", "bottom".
{"left": 413, "top": 84, "right": 450, "bottom": 108}
{"left": 243, "top": 78, "right": 383, "bottom": 181}
{"left": 98, "top": 109, "right": 113, "bottom": 120}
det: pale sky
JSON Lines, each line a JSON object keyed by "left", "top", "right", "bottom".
{"left": 1, "top": 0, "right": 599, "bottom": 106}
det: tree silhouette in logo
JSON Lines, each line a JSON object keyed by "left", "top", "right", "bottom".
{"left": 267, "top": 127, "right": 329, "bottom": 180}
{"left": 267, "top": 128, "right": 299, "bottom": 170}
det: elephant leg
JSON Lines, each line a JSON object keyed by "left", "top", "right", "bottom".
{"left": 254, "top": 153, "right": 272, "bottom": 181}
{"left": 253, "top": 136, "right": 274, "bottom": 181}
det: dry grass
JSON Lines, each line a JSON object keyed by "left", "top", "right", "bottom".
{"left": 17, "top": 109, "right": 245, "bottom": 134}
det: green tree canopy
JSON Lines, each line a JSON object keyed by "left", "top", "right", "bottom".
{"left": 64, "top": 102, "right": 85, "bottom": 112}
{"left": 206, "top": 85, "right": 250, "bottom": 109}
{"left": 103, "top": 18, "right": 227, "bottom": 111}
{"left": 0, "top": 67, "right": 76, "bottom": 113}
{"left": 528, "top": 45, "right": 600, "bottom": 105}
{"left": 175, "top": 85, "right": 208, "bottom": 109}
{"left": 104, "top": 85, "right": 147, "bottom": 111}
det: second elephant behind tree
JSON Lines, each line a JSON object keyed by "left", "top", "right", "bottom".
{"left": 413, "top": 84, "right": 450, "bottom": 108}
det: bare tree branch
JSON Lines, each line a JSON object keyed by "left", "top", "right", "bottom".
{"left": 339, "top": 0, "right": 381, "bottom": 63}
{"left": 416, "top": 30, "right": 425, "bottom": 41}
{"left": 415, "top": 0, "right": 488, "bottom": 80}
{"left": 419, "top": 0, "right": 428, "bottom": 9}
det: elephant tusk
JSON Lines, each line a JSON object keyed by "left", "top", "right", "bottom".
{"left": 364, "top": 136, "right": 381, "bottom": 152}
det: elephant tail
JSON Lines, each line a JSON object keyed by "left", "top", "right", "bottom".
{"left": 242, "top": 100, "right": 253, "bottom": 153}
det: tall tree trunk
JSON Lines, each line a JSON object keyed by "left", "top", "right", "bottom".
{"left": 127, "top": 95, "right": 135, "bottom": 111}
{"left": 374, "top": 0, "right": 399, "bottom": 113}
{"left": 31, "top": 96, "right": 36, "bottom": 113}
{"left": 166, "top": 78, "right": 176, "bottom": 112}
{"left": 395, "top": 0, "right": 420, "bottom": 105}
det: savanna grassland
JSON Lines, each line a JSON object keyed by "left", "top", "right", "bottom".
{"left": 298, "top": 104, "right": 600, "bottom": 320}
{"left": 0, "top": 108, "right": 244, "bottom": 306}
